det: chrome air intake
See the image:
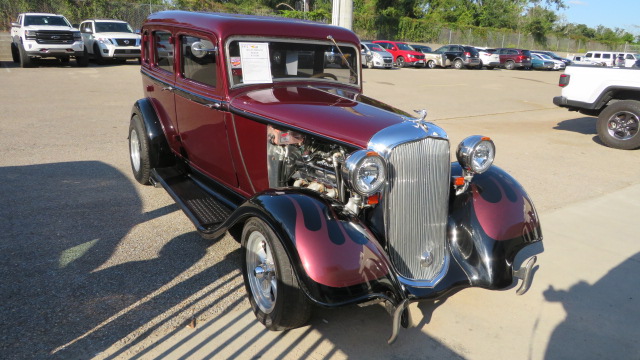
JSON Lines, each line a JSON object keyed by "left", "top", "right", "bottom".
{"left": 369, "top": 121, "right": 451, "bottom": 285}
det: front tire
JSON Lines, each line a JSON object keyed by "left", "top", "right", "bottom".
{"left": 76, "top": 47, "right": 89, "bottom": 67}
{"left": 242, "top": 218, "right": 311, "bottom": 331}
{"left": 597, "top": 100, "right": 640, "bottom": 150}
{"left": 19, "top": 43, "right": 32, "bottom": 68}
{"left": 129, "top": 114, "right": 152, "bottom": 184}
{"left": 396, "top": 56, "right": 405, "bottom": 68}
{"left": 94, "top": 43, "right": 105, "bottom": 65}
{"left": 11, "top": 43, "right": 19, "bottom": 63}
{"left": 427, "top": 60, "right": 436, "bottom": 69}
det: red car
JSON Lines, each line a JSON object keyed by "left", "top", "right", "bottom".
{"left": 129, "top": 11, "right": 542, "bottom": 343}
{"left": 372, "top": 40, "right": 426, "bottom": 68}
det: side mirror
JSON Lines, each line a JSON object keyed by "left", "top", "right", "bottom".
{"left": 191, "top": 41, "right": 217, "bottom": 58}
{"left": 82, "top": 28, "right": 93, "bottom": 34}
{"left": 11, "top": 22, "right": 20, "bottom": 27}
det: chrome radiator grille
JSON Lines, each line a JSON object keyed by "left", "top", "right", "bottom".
{"left": 385, "top": 137, "right": 450, "bottom": 281}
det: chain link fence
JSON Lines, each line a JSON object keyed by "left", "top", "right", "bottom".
{"left": 1, "top": 0, "right": 633, "bottom": 56}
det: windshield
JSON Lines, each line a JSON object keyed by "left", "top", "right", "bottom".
{"left": 227, "top": 39, "right": 359, "bottom": 88}
{"left": 367, "top": 44, "right": 385, "bottom": 52}
{"left": 95, "top": 22, "right": 133, "bottom": 33}
{"left": 397, "top": 43, "right": 413, "bottom": 51}
{"left": 24, "top": 15, "right": 70, "bottom": 27}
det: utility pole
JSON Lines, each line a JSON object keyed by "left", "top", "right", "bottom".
{"left": 332, "top": 0, "right": 353, "bottom": 30}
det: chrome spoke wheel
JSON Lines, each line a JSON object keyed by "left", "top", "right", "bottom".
{"left": 246, "top": 231, "right": 277, "bottom": 314}
{"left": 607, "top": 111, "right": 639, "bottom": 140}
{"left": 130, "top": 128, "right": 141, "bottom": 173}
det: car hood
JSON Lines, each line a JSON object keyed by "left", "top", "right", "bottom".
{"left": 24, "top": 25, "right": 75, "bottom": 31}
{"left": 95, "top": 32, "right": 140, "bottom": 39}
{"left": 372, "top": 50, "right": 393, "bottom": 58}
{"left": 230, "top": 85, "right": 413, "bottom": 148}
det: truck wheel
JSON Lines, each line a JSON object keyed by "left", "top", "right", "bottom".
{"left": 453, "top": 59, "right": 464, "bottom": 69}
{"left": 597, "top": 100, "right": 640, "bottom": 150}
{"left": 94, "top": 43, "right": 105, "bottom": 64}
{"left": 505, "top": 60, "right": 515, "bottom": 70}
{"left": 427, "top": 60, "right": 436, "bottom": 69}
{"left": 19, "top": 43, "right": 33, "bottom": 68}
{"left": 242, "top": 218, "right": 311, "bottom": 331}
{"left": 76, "top": 48, "right": 89, "bottom": 67}
{"left": 11, "top": 43, "right": 19, "bottom": 63}
{"left": 129, "top": 114, "right": 152, "bottom": 185}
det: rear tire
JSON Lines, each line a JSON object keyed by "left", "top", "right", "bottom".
{"left": 476, "top": 61, "right": 483, "bottom": 69}
{"left": 505, "top": 60, "right": 515, "bottom": 70}
{"left": 453, "top": 59, "right": 463, "bottom": 69}
{"left": 129, "top": 114, "right": 152, "bottom": 185}
{"left": 242, "top": 218, "right": 311, "bottom": 331}
{"left": 596, "top": 100, "right": 640, "bottom": 150}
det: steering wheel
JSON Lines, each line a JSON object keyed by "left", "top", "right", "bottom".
{"left": 310, "top": 72, "right": 338, "bottom": 80}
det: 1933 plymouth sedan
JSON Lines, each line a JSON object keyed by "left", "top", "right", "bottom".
{"left": 129, "top": 11, "right": 542, "bottom": 343}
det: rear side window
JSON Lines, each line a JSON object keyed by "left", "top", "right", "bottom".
{"left": 602, "top": 54, "right": 610, "bottom": 59}
{"left": 594, "top": 53, "right": 601, "bottom": 58}
{"left": 154, "top": 31, "right": 174, "bottom": 73}
{"left": 181, "top": 35, "right": 216, "bottom": 87}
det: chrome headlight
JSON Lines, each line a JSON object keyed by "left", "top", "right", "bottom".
{"left": 456, "top": 136, "right": 495, "bottom": 174}
{"left": 343, "top": 150, "right": 386, "bottom": 196}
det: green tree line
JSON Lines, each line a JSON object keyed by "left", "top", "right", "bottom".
{"left": 2, "top": 0, "right": 636, "bottom": 48}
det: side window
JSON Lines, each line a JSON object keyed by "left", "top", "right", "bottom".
{"left": 603, "top": 53, "right": 611, "bottom": 59}
{"left": 594, "top": 53, "right": 601, "bottom": 59}
{"left": 142, "top": 30, "right": 150, "bottom": 64}
{"left": 585, "top": 53, "right": 592, "bottom": 58}
{"left": 180, "top": 35, "right": 216, "bottom": 87}
{"left": 627, "top": 54, "right": 634, "bottom": 60}
{"left": 154, "top": 31, "right": 174, "bottom": 73}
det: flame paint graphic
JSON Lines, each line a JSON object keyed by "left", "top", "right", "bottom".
{"left": 289, "top": 198, "right": 389, "bottom": 288}
{"left": 471, "top": 173, "right": 538, "bottom": 241}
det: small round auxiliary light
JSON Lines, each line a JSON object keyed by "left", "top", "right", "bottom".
{"left": 456, "top": 135, "right": 496, "bottom": 174}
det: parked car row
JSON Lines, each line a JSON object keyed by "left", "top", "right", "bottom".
{"left": 10, "top": 12, "right": 141, "bottom": 67}
{"left": 358, "top": 41, "right": 569, "bottom": 71}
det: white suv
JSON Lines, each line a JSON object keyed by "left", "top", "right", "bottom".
{"left": 79, "top": 19, "right": 141, "bottom": 63}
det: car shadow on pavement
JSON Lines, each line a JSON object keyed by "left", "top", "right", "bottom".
{"left": 553, "top": 116, "right": 596, "bottom": 135}
{"left": 0, "top": 161, "right": 243, "bottom": 359}
{"left": 543, "top": 252, "right": 640, "bottom": 360}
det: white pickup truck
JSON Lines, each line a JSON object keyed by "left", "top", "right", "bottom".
{"left": 553, "top": 65, "right": 640, "bottom": 149}
{"left": 10, "top": 12, "right": 87, "bottom": 67}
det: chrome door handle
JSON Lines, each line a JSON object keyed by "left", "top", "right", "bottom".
{"left": 161, "top": 86, "right": 174, "bottom": 92}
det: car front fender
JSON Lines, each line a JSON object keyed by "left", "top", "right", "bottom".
{"left": 448, "top": 164, "right": 543, "bottom": 289}
{"left": 241, "top": 189, "right": 401, "bottom": 306}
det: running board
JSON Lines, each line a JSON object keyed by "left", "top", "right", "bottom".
{"left": 152, "top": 167, "right": 233, "bottom": 233}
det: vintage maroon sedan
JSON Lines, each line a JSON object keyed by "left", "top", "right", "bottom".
{"left": 129, "top": 11, "right": 542, "bottom": 343}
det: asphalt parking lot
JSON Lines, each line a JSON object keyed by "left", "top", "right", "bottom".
{"left": 1, "top": 60, "right": 639, "bottom": 360}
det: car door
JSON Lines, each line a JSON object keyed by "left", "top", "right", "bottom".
{"left": 144, "top": 29, "right": 180, "bottom": 153}
{"left": 80, "top": 21, "right": 94, "bottom": 54}
{"left": 174, "top": 31, "right": 237, "bottom": 186}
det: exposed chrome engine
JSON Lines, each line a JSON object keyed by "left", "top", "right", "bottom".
{"left": 267, "top": 125, "right": 346, "bottom": 201}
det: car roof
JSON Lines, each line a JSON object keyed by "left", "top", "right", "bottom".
{"left": 144, "top": 11, "right": 359, "bottom": 45}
